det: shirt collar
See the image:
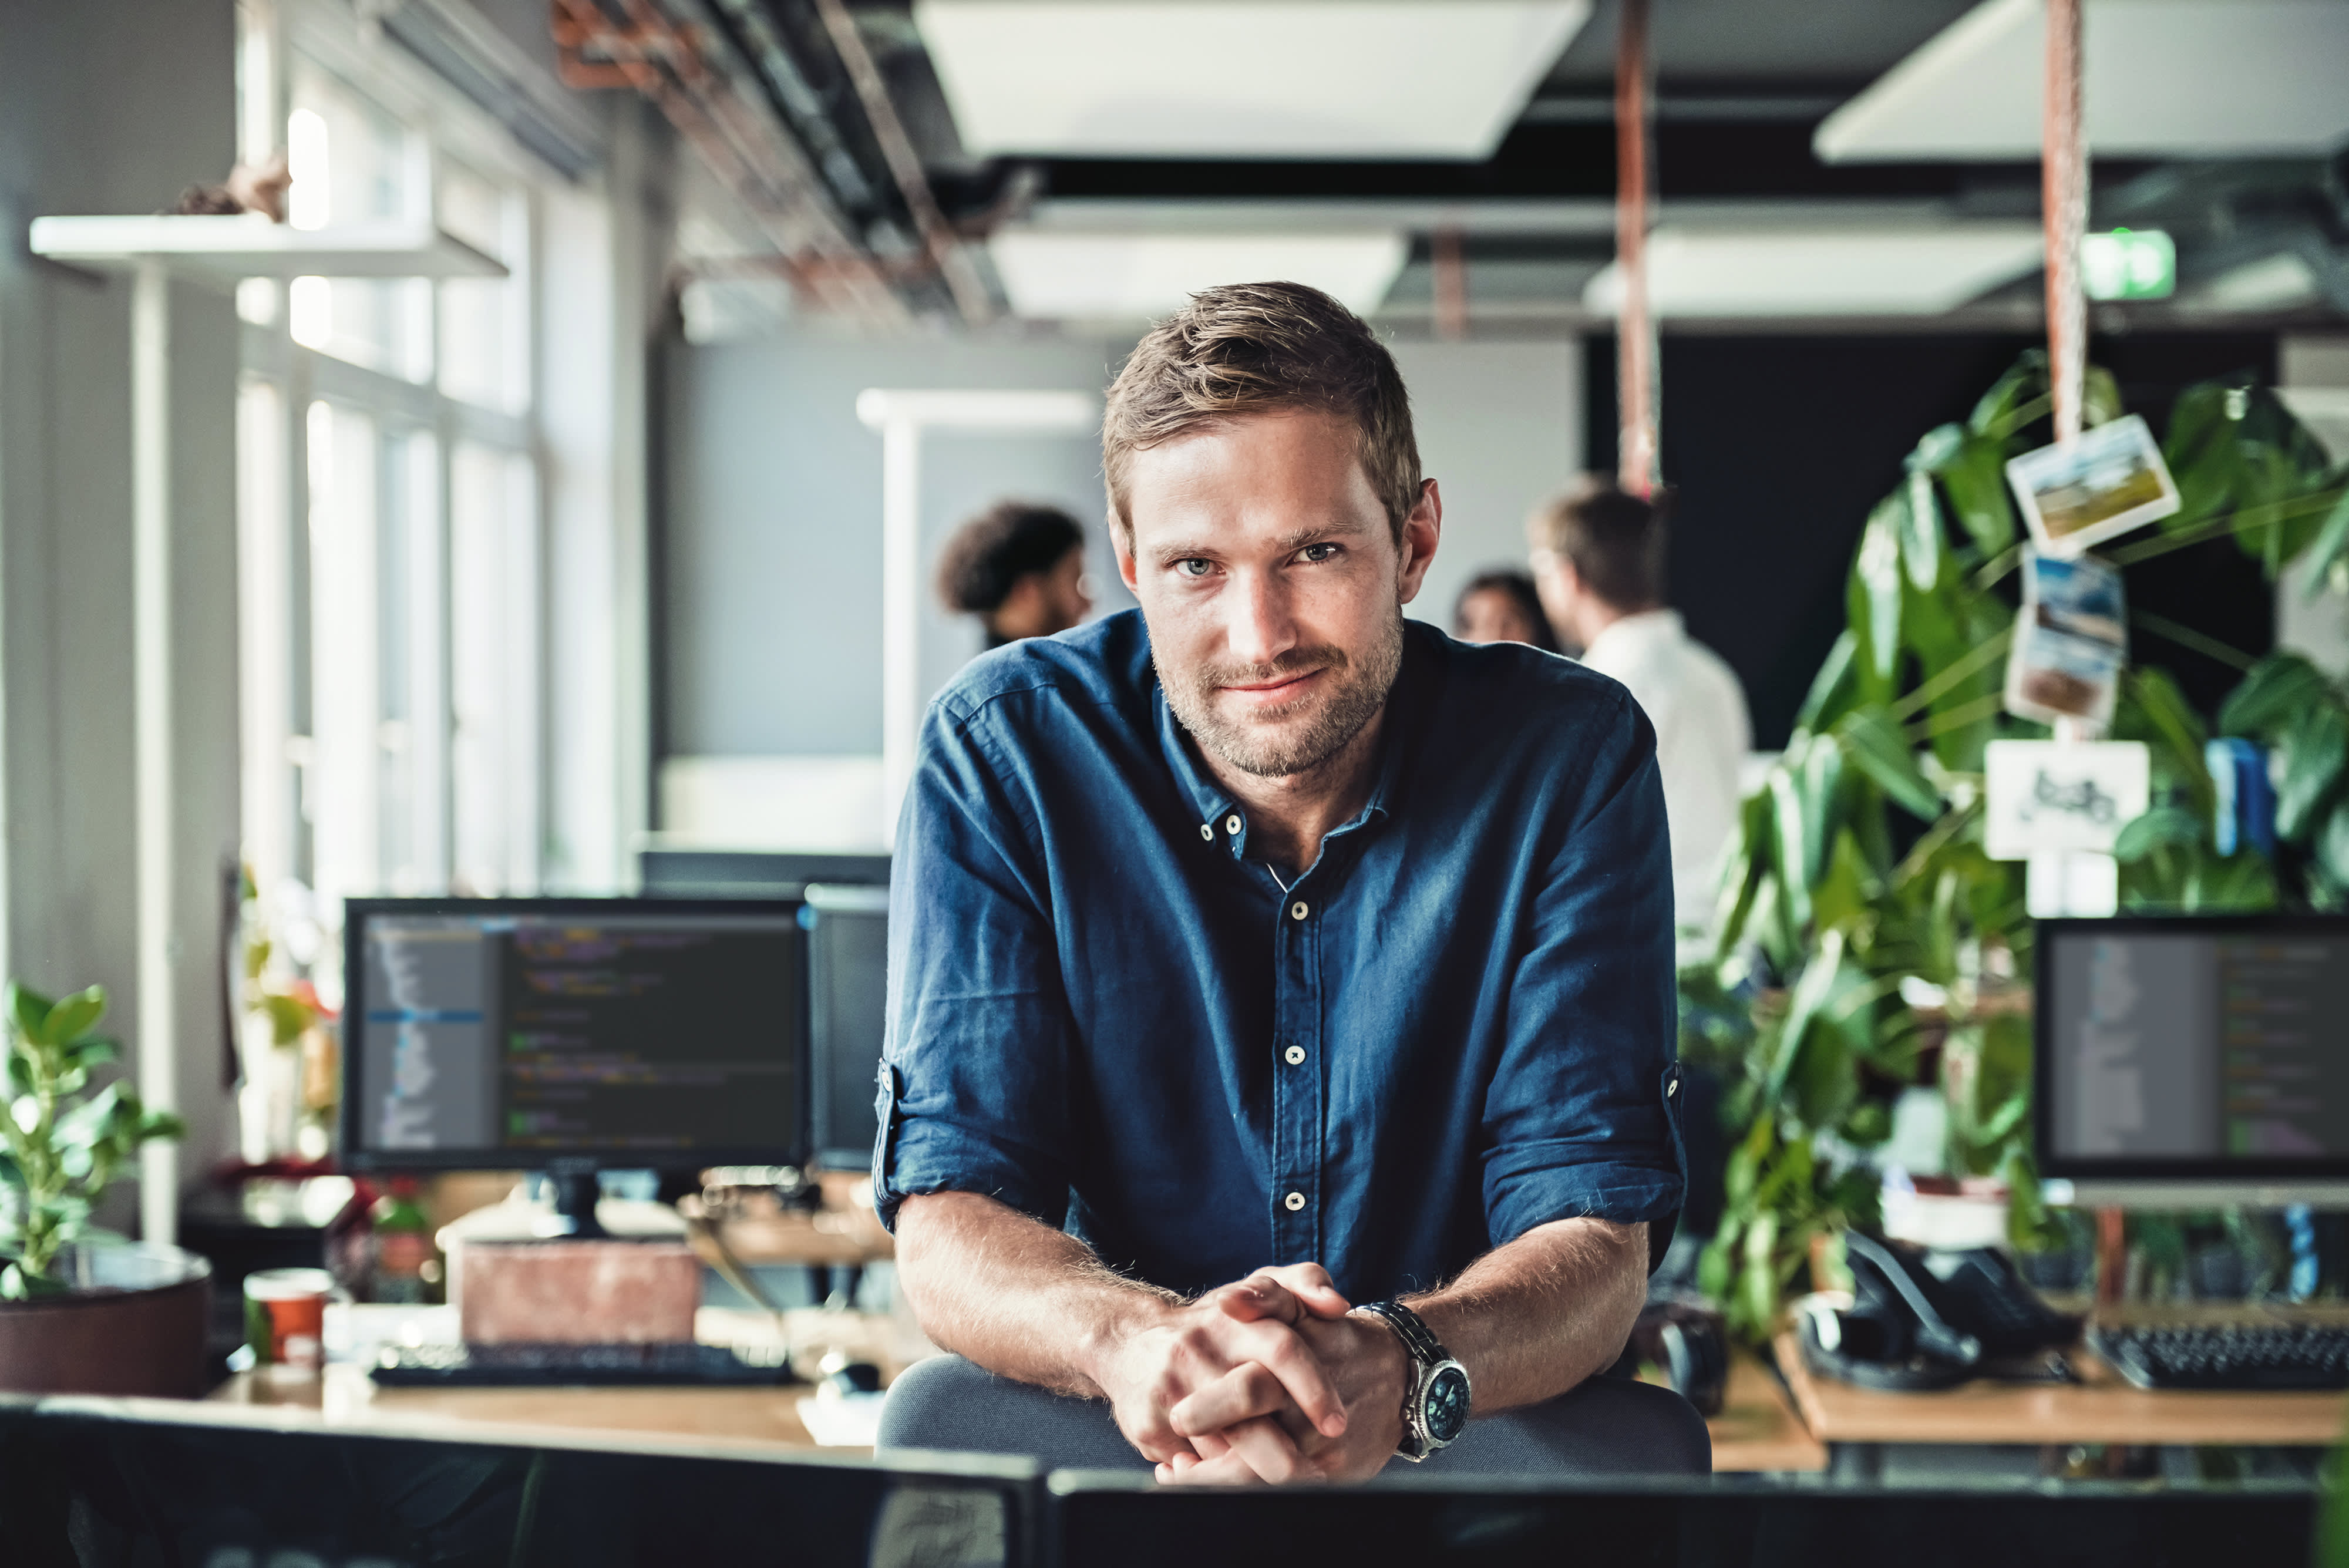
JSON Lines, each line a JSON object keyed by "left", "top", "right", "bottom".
{"left": 1581, "top": 607, "right": 1683, "bottom": 665}
{"left": 1152, "top": 625, "right": 1438, "bottom": 864}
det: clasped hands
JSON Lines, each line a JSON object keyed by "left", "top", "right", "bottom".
{"left": 1095, "top": 1263, "right": 1412, "bottom": 1485}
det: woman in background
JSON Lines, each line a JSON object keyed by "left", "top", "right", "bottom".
{"left": 1452, "top": 569, "right": 1560, "bottom": 653}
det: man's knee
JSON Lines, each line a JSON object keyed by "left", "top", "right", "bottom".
{"left": 1432, "top": 1375, "right": 1711, "bottom": 1477}
{"left": 877, "top": 1354, "right": 1147, "bottom": 1471}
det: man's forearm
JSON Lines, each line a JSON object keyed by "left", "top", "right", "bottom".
{"left": 1402, "top": 1216, "right": 1648, "bottom": 1414}
{"left": 893, "top": 1190, "right": 1178, "bottom": 1398}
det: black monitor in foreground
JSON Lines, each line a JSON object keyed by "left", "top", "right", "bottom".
{"left": 2036, "top": 914, "right": 2349, "bottom": 1205}
{"left": 805, "top": 883, "right": 889, "bottom": 1172}
{"left": 0, "top": 1397, "right": 1033, "bottom": 1568}
{"left": 341, "top": 899, "right": 806, "bottom": 1226}
{"left": 1049, "top": 1474, "right": 2313, "bottom": 1568}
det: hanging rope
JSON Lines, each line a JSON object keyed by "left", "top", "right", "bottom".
{"left": 2043, "top": 0, "right": 2088, "bottom": 445}
{"left": 1614, "top": 0, "right": 1657, "bottom": 496}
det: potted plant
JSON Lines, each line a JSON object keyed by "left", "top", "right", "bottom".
{"left": 0, "top": 981, "right": 207, "bottom": 1395}
{"left": 1690, "top": 351, "right": 2349, "bottom": 1341}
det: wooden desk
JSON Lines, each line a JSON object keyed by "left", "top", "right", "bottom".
{"left": 1701, "top": 1350, "right": 1826, "bottom": 1472}
{"left": 1774, "top": 1332, "right": 2349, "bottom": 1452}
{"left": 214, "top": 1364, "right": 826, "bottom": 1451}
{"left": 213, "top": 1349, "right": 1818, "bottom": 1476}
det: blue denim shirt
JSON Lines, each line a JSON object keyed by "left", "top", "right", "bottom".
{"left": 874, "top": 610, "right": 1685, "bottom": 1303}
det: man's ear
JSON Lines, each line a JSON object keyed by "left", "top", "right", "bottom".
{"left": 1394, "top": 478, "right": 1442, "bottom": 606}
{"left": 1113, "top": 516, "right": 1140, "bottom": 593}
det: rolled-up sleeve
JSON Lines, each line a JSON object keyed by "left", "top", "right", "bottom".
{"left": 873, "top": 698, "right": 1075, "bottom": 1231}
{"left": 1482, "top": 692, "right": 1686, "bottom": 1249}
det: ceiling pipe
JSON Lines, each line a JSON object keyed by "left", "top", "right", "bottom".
{"left": 551, "top": 0, "right": 907, "bottom": 324}
{"left": 809, "top": 0, "right": 994, "bottom": 324}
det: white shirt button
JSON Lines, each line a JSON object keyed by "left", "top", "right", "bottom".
{"left": 1284, "top": 1190, "right": 1306, "bottom": 1212}
{"left": 1200, "top": 823, "right": 1213, "bottom": 841}
{"left": 1284, "top": 1045, "right": 1306, "bottom": 1066}
{"left": 1225, "top": 815, "right": 1243, "bottom": 835}
{"left": 1290, "top": 901, "right": 1309, "bottom": 921}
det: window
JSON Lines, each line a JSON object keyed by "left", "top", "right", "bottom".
{"left": 237, "top": 0, "right": 566, "bottom": 988}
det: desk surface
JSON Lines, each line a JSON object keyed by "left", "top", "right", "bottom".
{"left": 214, "top": 1364, "right": 826, "bottom": 1451}
{"left": 1774, "top": 1332, "right": 2349, "bottom": 1447}
{"left": 215, "top": 1352, "right": 1813, "bottom": 1475}
{"left": 1701, "top": 1351, "right": 1826, "bottom": 1472}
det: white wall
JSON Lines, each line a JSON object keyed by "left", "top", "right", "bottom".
{"left": 662, "top": 329, "right": 1584, "bottom": 776}
{"left": 0, "top": 0, "right": 243, "bottom": 1204}
{"left": 1389, "top": 338, "right": 1584, "bottom": 634}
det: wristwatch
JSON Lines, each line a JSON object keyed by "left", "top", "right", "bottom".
{"left": 1355, "top": 1300, "right": 1471, "bottom": 1461}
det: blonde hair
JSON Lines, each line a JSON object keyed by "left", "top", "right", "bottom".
{"left": 1102, "top": 281, "right": 1421, "bottom": 543}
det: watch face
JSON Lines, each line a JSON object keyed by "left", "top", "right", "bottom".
{"left": 1423, "top": 1364, "right": 1470, "bottom": 1445}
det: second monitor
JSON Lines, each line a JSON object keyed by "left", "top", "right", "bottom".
{"left": 341, "top": 898, "right": 807, "bottom": 1177}
{"left": 2037, "top": 913, "right": 2349, "bottom": 1204}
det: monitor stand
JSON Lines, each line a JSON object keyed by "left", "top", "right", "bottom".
{"left": 538, "top": 1165, "right": 610, "bottom": 1239}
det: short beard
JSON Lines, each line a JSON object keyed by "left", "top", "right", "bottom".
{"left": 1162, "top": 611, "right": 1404, "bottom": 779}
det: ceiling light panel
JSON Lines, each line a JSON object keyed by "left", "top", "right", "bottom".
{"left": 989, "top": 230, "right": 1409, "bottom": 320}
{"left": 1582, "top": 226, "right": 2045, "bottom": 317}
{"left": 914, "top": 1, "right": 1591, "bottom": 159}
{"left": 1816, "top": 0, "right": 2349, "bottom": 162}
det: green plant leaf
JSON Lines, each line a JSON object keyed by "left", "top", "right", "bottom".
{"left": 1834, "top": 706, "right": 1943, "bottom": 822}
{"left": 2299, "top": 485, "right": 2349, "bottom": 597}
{"left": 1894, "top": 470, "right": 1943, "bottom": 593}
{"left": 1968, "top": 350, "right": 2045, "bottom": 438}
{"left": 2318, "top": 806, "right": 2349, "bottom": 889}
{"left": 1850, "top": 507, "right": 1904, "bottom": 696}
{"left": 42, "top": 986, "right": 106, "bottom": 1049}
{"left": 1936, "top": 431, "right": 2018, "bottom": 561}
{"left": 2274, "top": 704, "right": 2349, "bottom": 842}
{"left": 2114, "top": 666, "right": 2215, "bottom": 821}
{"left": 2163, "top": 382, "right": 2241, "bottom": 528}
{"left": 2113, "top": 805, "right": 2205, "bottom": 863}
{"left": 262, "top": 992, "right": 313, "bottom": 1047}
{"left": 2219, "top": 653, "right": 2333, "bottom": 738}
{"left": 1792, "top": 631, "right": 1861, "bottom": 736}
{"left": 7, "top": 984, "right": 52, "bottom": 1044}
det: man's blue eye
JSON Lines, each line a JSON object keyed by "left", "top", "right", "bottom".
{"left": 1301, "top": 543, "right": 1340, "bottom": 563}
{"left": 1177, "top": 559, "right": 1213, "bottom": 577}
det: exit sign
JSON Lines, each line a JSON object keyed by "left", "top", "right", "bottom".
{"left": 2082, "top": 228, "right": 2175, "bottom": 300}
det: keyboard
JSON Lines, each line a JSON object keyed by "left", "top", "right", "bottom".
{"left": 369, "top": 1341, "right": 795, "bottom": 1388}
{"left": 2088, "top": 1322, "right": 2349, "bottom": 1390}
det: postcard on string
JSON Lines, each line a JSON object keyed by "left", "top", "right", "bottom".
{"left": 2005, "top": 412, "right": 2181, "bottom": 557}
{"left": 2005, "top": 550, "right": 2127, "bottom": 728}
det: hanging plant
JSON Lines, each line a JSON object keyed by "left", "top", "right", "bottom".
{"left": 1691, "top": 350, "right": 2349, "bottom": 1342}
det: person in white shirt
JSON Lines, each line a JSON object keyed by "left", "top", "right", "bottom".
{"left": 1528, "top": 479, "right": 1751, "bottom": 951}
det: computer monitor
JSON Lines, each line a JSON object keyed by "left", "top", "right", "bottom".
{"left": 341, "top": 898, "right": 807, "bottom": 1229}
{"left": 4, "top": 1397, "right": 1037, "bottom": 1568}
{"left": 640, "top": 847, "right": 890, "bottom": 898}
{"left": 2035, "top": 914, "right": 2349, "bottom": 1206}
{"left": 1049, "top": 1474, "right": 2313, "bottom": 1567}
{"left": 803, "top": 883, "right": 889, "bottom": 1172}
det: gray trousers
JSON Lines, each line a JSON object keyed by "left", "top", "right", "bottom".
{"left": 877, "top": 1354, "right": 1711, "bottom": 1477}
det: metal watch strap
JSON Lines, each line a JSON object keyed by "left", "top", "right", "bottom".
{"left": 1359, "top": 1300, "right": 1449, "bottom": 1367}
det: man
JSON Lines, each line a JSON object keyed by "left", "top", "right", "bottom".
{"left": 1529, "top": 480, "right": 1751, "bottom": 949}
{"left": 935, "top": 499, "right": 1093, "bottom": 648}
{"left": 877, "top": 284, "right": 1692, "bottom": 1484}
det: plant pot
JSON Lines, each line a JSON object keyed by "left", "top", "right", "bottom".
{"left": 0, "top": 1241, "right": 213, "bottom": 1397}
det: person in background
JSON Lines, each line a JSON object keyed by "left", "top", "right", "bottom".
{"left": 937, "top": 500, "right": 1093, "bottom": 648}
{"left": 1452, "top": 570, "right": 1560, "bottom": 653}
{"left": 1528, "top": 479, "right": 1751, "bottom": 947}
